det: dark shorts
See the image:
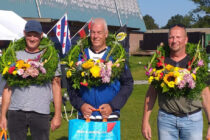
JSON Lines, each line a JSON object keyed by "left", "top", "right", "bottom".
{"left": 8, "top": 110, "right": 50, "bottom": 140}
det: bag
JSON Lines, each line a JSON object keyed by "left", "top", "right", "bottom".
{"left": 68, "top": 119, "right": 120, "bottom": 140}
{"left": 0, "top": 129, "right": 8, "bottom": 140}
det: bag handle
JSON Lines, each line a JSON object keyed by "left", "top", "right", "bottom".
{"left": 0, "top": 129, "right": 7, "bottom": 140}
{"left": 86, "top": 109, "right": 107, "bottom": 122}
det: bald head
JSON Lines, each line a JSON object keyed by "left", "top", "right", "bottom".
{"left": 90, "top": 18, "right": 108, "bottom": 52}
{"left": 91, "top": 18, "right": 108, "bottom": 32}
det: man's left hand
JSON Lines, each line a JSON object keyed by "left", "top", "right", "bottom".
{"left": 50, "top": 115, "right": 61, "bottom": 131}
{"left": 99, "top": 104, "right": 112, "bottom": 119}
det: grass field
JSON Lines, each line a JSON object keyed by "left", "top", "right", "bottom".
{"left": 25, "top": 56, "right": 208, "bottom": 140}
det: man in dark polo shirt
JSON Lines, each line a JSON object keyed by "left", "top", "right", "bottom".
{"left": 141, "top": 24, "right": 210, "bottom": 140}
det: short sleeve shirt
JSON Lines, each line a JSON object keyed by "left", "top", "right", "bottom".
{"left": 9, "top": 50, "right": 61, "bottom": 114}
{"left": 158, "top": 56, "right": 202, "bottom": 115}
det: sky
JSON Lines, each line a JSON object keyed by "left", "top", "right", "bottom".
{"left": 138, "top": 0, "right": 197, "bottom": 27}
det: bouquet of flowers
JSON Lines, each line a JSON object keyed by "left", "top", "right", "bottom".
{"left": 65, "top": 34, "right": 126, "bottom": 89}
{"left": 145, "top": 42, "right": 208, "bottom": 99}
{"left": 0, "top": 37, "right": 59, "bottom": 87}
{"left": 2, "top": 55, "right": 46, "bottom": 78}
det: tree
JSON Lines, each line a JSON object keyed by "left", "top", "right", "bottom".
{"left": 190, "top": 0, "right": 210, "bottom": 14}
{"left": 192, "top": 15, "right": 210, "bottom": 28}
{"left": 163, "top": 14, "right": 193, "bottom": 29}
{"left": 190, "top": 0, "right": 210, "bottom": 27}
{"left": 143, "top": 14, "right": 159, "bottom": 29}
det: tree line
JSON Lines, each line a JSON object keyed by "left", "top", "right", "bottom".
{"left": 143, "top": 0, "right": 210, "bottom": 29}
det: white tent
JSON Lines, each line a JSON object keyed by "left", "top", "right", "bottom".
{"left": 0, "top": 10, "right": 26, "bottom": 40}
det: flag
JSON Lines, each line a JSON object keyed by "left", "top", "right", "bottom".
{"left": 51, "top": 13, "right": 71, "bottom": 55}
{"left": 71, "top": 19, "right": 92, "bottom": 45}
{"left": 116, "top": 24, "right": 129, "bottom": 53}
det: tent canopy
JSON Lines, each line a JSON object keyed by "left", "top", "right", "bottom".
{"left": 0, "top": 10, "right": 26, "bottom": 40}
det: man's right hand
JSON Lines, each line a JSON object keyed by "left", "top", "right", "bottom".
{"left": 80, "top": 103, "right": 95, "bottom": 119}
{"left": 141, "top": 121, "right": 152, "bottom": 140}
{"left": 0, "top": 116, "right": 7, "bottom": 130}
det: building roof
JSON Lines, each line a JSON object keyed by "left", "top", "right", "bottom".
{"left": 146, "top": 28, "right": 210, "bottom": 34}
{"left": 0, "top": 0, "right": 146, "bottom": 32}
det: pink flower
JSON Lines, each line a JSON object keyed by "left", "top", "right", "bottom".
{"left": 106, "top": 61, "right": 113, "bottom": 70}
{"left": 76, "top": 61, "right": 82, "bottom": 66}
{"left": 197, "top": 60, "right": 204, "bottom": 67}
{"left": 22, "top": 73, "right": 29, "bottom": 78}
{"left": 102, "top": 76, "right": 110, "bottom": 83}
{"left": 26, "top": 67, "right": 39, "bottom": 77}
{"left": 39, "top": 66, "right": 46, "bottom": 74}
{"left": 115, "top": 63, "right": 120, "bottom": 67}
{"left": 145, "top": 68, "right": 153, "bottom": 76}
{"left": 17, "top": 69, "right": 24, "bottom": 75}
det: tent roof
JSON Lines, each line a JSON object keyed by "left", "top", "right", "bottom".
{"left": 0, "top": 10, "right": 26, "bottom": 40}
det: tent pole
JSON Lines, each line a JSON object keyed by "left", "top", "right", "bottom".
{"left": 35, "top": 0, "right": 42, "bottom": 18}
{"left": 113, "top": 0, "right": 122, "bottom": 27}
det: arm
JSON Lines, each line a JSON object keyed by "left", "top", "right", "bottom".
{"left": 0, "top": 84, "right": 12, "bottom": 130}
{"left": 201, "top": 87, "right": 210, "bottom": 139}
{"left": 109, "top": 66, "right": 134, "bottom": 110}
{"left": 66, "top": 78, "right": 95, "bottom": 118}
{"left": 141, "top": 85, "right": 158, "bottom": 140}
{"left": 100, "top": 66, "right": 134, "bottom": 118}
{"left": 51, "top": 76, "right": 62, "bottom": 131}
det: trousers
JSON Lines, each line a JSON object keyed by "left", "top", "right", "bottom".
{"left": 157, "top": 109, "right": 203, "bottom": 140}
{"left": 8, "top": 110, "right": 50, "bottom": 140}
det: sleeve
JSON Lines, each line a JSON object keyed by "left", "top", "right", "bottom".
{"left": 109, "top": 65, "right": 134, "bottom": 110}
{"left": 66, "top": 78, "right": 85, "bottom": 111}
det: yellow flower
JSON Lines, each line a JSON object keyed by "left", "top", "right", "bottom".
{"left": 24, "top": 63, "right": 31, "bottom": 69}
{"left": 66, "top": 70, "right": 72, "bottom": 78}
{"left": 148, "top": 76, "right": 154, "bottom": 83}
{"left": 8, "top": 62, "right": 11, "bottom": 65}
{"left": 191, "top": 73, "right": 196, "bottom": 80}
{"left": 81, "top": 72, "right": 85, "bottom": 77}
{"left": 82, "top": 60, "right": 94, "bottom": 69}
{"left": 163, "top": 72, "right": 178, "bottom": 87}
{"left": 96, "top": 59, "right": 101, "bottom": 63}
{"left": 16, "top": 60, "right": 25, "bottom": 69}
{"left": 161, "top": 82, "right": 165, "bottom": 87}
{"left": 174, "top": 67, "right": 180, "bottom": 72}
{"left": 165, "top": 64, "right": 174, "bottom": 71}
{"left": 2, "top": 67, "right": 9, "bottom": 75}
{"left": 154, "top": 76, "right": 159, "bottom": 81}
{"left": 69, "top": 61, "right": 74, "bottom": 67}
{"left": 90, "top": 65, "right": 101, "bottom": 78}
{"left": 174, "top": 71, "right": 180, "bottom": 77}
{"left": 12, "top": 71, "right": 17, "bottom": 75}
{"left": 168, "top": 81, "right": 175, "bottom": 88}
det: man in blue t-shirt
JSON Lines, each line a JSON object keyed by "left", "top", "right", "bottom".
{"left": 67, "top": 18, "right": 133, "bottom": 121}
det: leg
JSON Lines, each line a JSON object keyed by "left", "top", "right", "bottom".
{"left": 8, "top": 110, "right": 28, "bottom": 140}
{"left": 157, "top": 110, "right": 179, "bottom": 140}
{"left": 28, "top": 112, "right": 50, "bottom": 140}
{"left": 179, "top": 111, "right": 203, "bottom": 140}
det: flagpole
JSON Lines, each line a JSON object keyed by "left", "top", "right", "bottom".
{"left": 70, "top": 18, "right": 92, "bottom": 41}
{"left": 113, "top": 0, "right": 122, "bottom": 27}
{"left": 46, "top": 13, "right": 67, "bottom": 35}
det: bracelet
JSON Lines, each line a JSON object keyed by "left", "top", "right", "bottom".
{"left": 208, "top": 122, "right": 210, "bottom": 125}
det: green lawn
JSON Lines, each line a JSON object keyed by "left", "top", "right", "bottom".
{"left": 129, "top": 56, "right": 151, "bottom": 81}
{"left": 25, "top": 56, "right": 208, "bottom": 140}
